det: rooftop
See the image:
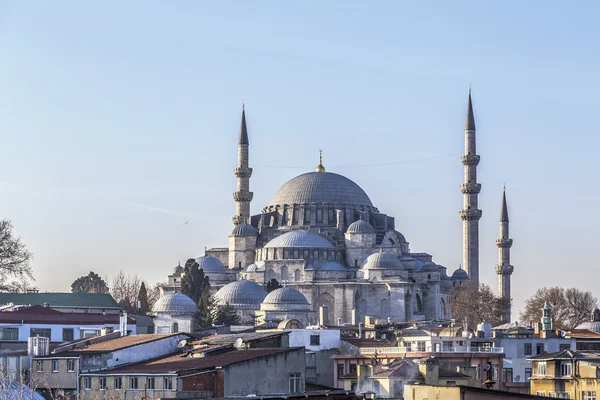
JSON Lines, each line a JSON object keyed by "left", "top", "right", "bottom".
{"left": 197, "top": 331, "right": 287, "bottom": 345}
{"left": 49, "top": 333, "right": 185, "bottom": 356}
{"left": 0, "top": 305, "right": 134, "bottom": 325}
{"left": 0, "top": 293, "right": 120, "bottom": 309}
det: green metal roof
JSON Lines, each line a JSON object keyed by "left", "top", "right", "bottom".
{"left": 0, "top": 293, "right": 120, "bottom": 309}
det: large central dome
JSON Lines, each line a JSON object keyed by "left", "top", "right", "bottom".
{"left": 267, "top": 171, "right": 373, "bottom": 208}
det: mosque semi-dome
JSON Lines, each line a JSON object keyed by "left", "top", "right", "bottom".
{"left": 195, "top": 255, "right": 226, "bottom": 273}
{"left": 362, "top": 251, "right": 404, "bottom": 270}
{"left": 346, "top": 220, "right": 375, "bottom": 234}
{"left": 267, "top": 172, "right": 374, "bottom": 209}
{"left": 152, "top": 293, "right": 198, "bottom": 314}
{"left": 261, "top": 287, "right": 311, "bottom": 311}
{"left": 264, "top": 230, "right": 334, "bottom": 249}
{"left": 231, "top": 222, "right": 258, "bottom": 237}
{"left": 215, "top": 280, "right": 268, "bottom": 308}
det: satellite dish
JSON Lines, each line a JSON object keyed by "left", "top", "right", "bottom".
{"left": 234, "top": 338, "right": 244, "bottom": 349}
{"left": 177, "top": 339, "right": 188, "bottom": 348}
{"left": 515, "top": 375, "right": 521, "bottom": 382}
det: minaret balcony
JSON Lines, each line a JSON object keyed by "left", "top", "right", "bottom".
{"left": 460, "top": 183, "right": 481, "bottom": 194}
{"left": 495, "top": 264, "right": 514, "bottom": 275}
{"left": 459, "top": 209, "right": 482, "bottom": 221}
{"left": 496, "top": 238, "right": 513, "bottom": 248}
{"left": 233, "top": 191, "right": 254, "bottom": 202}
{"left": 234, "top": 167, "right": 253, "bottom": 178}
{"left": 461, "top": 154, "right": 480, "bottom": 166}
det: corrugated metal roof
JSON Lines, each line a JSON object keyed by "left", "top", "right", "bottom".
{"left": 0, "top": 293, "right": 120, "bottom": 308}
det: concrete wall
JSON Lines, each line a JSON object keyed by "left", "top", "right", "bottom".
{"left": 78, "top": 375, "right": 177, "bottom": 400}
{"left": 223, "top": 348, "right": 305, "bottom": 396}
{"left": 31, "top": 358, "right": 78, "bottom": 390}
{"left": 287, "top": 329, "right": 341, "bottom": 351}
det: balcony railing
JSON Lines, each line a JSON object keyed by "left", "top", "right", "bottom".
{"left": 359, "top": 345, "right": 504, "bottom": 355}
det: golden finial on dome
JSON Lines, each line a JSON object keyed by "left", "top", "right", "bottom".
{"left": 316, "top": 149, "right": 325, "bottom": 172}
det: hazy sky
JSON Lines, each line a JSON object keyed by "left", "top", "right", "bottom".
{"left": 1, "top": 1, "right": 599, "bottom": 318}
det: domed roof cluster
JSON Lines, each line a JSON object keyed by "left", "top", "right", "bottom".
{"left": 215, "top": 280, "right": 268, "bottom": 308}
{"left": 261, "top": 287, "right": 311, "bottom": 311}
{"left": 152, "top": 293, "right": 198, "bottom": 314}
{"left": 264, "top": 230, "right": 334, "bottom": 249}
{"left": 267, "top": 172, "right": 374, "bottom": 208}
{"left": 195, "top": 256, "right": 226, "bottom": 273}
{"left": 346, "top": 220, "right": 375, "bottom": 234}
{"left": 231, "top": 223, "right": 258, "bottom": 237}
{"left": 362, "top": 251, "right": 404, "bottom": 270}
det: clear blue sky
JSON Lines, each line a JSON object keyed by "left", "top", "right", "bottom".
{"left": 1, "top": 1, "right": 599, "bottom": 318}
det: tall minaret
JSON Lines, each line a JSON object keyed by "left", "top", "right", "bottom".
{"left": 232, "top": 105, "right": 253, "bottom": 225}
{"left": 496, "top": 187, "right": 514, "bottom": 322}
{"left": 460, "top": 89, "right": 482, "bottom": 283}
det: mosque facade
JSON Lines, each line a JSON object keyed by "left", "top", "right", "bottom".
{"left": 165, "top": 94, "right": 514, "bottom": 327}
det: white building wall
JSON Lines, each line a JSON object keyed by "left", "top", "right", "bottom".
{"left": 1, "top": 323, "right": 131, "bottom": 342}
{"left": 286, "top": 329, "right": 341, "bottom": 351}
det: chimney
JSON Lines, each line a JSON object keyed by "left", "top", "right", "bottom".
{"left": 119, "top": 311, "right": 128, "bottom": 337}
{"left": 418, "top": 358, "right": 439, "bottom": 385}
{"left": 101, "top": 326, "right": 114, "bottom": 336}
{"left": 337, "top": 318, "right": 342, "bottom": 326}
{"left": 43, "top": 303, "right": 50, "bottom": 308}
{"left": 319, "top": 306, "right": 325, "bottom": 326}
{"left": 358, "top": 323, "right": 363, "bottom": 338}
{"left": 137, "top": 300, "right": 142, "bottom": 311}
{"left": 351, "top": 309, "right": 356, "bottom": 325}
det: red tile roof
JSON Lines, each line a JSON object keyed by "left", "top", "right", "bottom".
{"left": 0, "top": 305, "right": 134, "bottom": 325}
{"left": 45, "top": 334, "right": 186, "bottom": 357}
{"left": 89, "top": 348, "right": 302, "bottom": 375}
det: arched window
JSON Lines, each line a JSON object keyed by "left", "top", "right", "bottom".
{"left": 303, "top": 250, "right": 309, "bottom": 259}
{"left": 316, "top": 209, "right": 322, "bottom": 222}
{"left": 313, "top": 250, "right": 319, "bottom": 259}
{"left": 440, "top": 298, "right": 446, "bottom": 319}
{"left": 416, "top": 293, "right": 423, "bottom": 313}
{"left": 305, "top": 209, "right": 311, "bottom": 222}
{"left": 172, "top": 322, "right": 179, "bottom": 333}
{"left": 269, "top": 269, "right": 275, "bottom": 280}
{"left": 323, "top": 251, "right": 328, "bottom": 260}
{"left": 293, "top": 250, "right": 299, "bottom": 259}
{"left": 328, "top": 209, "right": 334, "bottom": 222}
{"left": 281, "top": 265, "right": 289, "bottom": 281}
{"left": 294, "top": 269, "right": 301, "bottom": 281}
{"left": 354, "top": 259, "right": 358, "bottom": 267}
{"left": 273, "top": 249, "right": 278, "bottom": 259}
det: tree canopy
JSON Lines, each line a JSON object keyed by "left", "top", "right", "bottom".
{"left": 520, "top": 287, "right": 597, "bottom": 330}
{"left": 137, "top": 282, "right": 150, "bottom": 314}
{"left": 0, "top": 220, "right": 33, "bottom": 292}
{"left": 181, "top": 258, "right": 210, "bottom": 304}
{"left": 71, "top": 271, "right": 109, "bottom": 294}
{"left": 214, "top": 302, "right": 241, "bottom": 326}
{"left": 449, "top": 281, "right": 511, "bottom": 328}
{"left": 110, "top": 271, "right": 143, "bottom": 312}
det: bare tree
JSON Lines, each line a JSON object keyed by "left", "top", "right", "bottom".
{"left": 449, "top": 281, "right": 511, "bottom": 328}
{"left": 520, "top": 287, "right": 597, "bottom": 330}
{"left": 147, "top": 282, "right": 164, "bottom": 311}
{"left": 0, "top": 220, "right": 33, "bottom": 292}
{"left": 110, "top": 271, "right": 142, "bottom": 312}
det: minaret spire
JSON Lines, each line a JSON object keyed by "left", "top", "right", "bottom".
{"left": 233, "top": 105, "right": 253, "bottom": 225}
{"left": 460, "top": 88, "right": 482, "bottom": 283}
{"left": 496, "top": 186, "right": 514, "bottom": 322}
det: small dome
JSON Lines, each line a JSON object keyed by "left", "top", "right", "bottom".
{"left": 172, "top": 264, "right": 184, "bottom": 275}
{"left": 362, "top": 251, "right": 404, "bottom": 270}
{"left": 278, "top": 319, "right": 304, "bottom": 329}
{"left": 318, "top": 262, "right": 346, "bottom": 271}
{"left": 346, "top": 220, "right": 375, "bottom": 234}
{"left": 452, "top": 268, "right": 469, "bottom": 280}
{"left": 152, "top": 293, "right": 198, "bottom": 314}
{"left": 264, "top": 230, "right": 334, "bottom": 249}
{"left": 195, "top": 256, "right": 226, "bottom": 273}
{"left": 261, "top": 287, "right": 311, "bottom": 311}
{"left": 231, "top": 223, "right": 258, "bottom": 237}
{"left": 576, "top": 321, "right": 600, "bottom": 333}
{"left": 215, "top": 280, "right": 268, "bottom": 308}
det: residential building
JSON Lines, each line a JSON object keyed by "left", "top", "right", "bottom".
{"left": 404, "top": 384, "right": 548, "bottom": 400}
{"left": 528, "top": 350, "right": 600, "bottom": 399}
{"left": 0, "top": 292, "right": 121, "bottom": 314}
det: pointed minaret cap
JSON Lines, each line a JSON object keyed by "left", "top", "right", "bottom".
{"left": 500, "top": 185, "right": 509, "bottom": 222}
{"left": 239, "top": 103, "right": 249, "bottom": 145}
{"left": 465, "top": 87, "right": 476, "bottom": 131}
{"left": 316, "top": 149, "right": 326, "bottom": 172}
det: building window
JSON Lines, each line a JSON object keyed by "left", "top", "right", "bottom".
{"left": 351, "top": 381, "right": 357, "bottom": 391}
{"left": 36, "top": 361, "right": 43, "bottom": 372}
{"left": 493, "top": 363, "right": 499, "bottom": 380}
{"left": 417, "top": 341, "right": 426, "bottom": 352}
{"left": 536, "top": 392, "right": 546, "bottom": 397}
{"left": 115, "top": 377, "right": 122, "bottom": 390}
{"left": 446, "top": 381, "right": 456, "bottom": 386}
{"left": 289, "top": 373, "right": 302, "bottom": 393}
{"left": 52, "top": 360, "right": 59, "bottom": 372}
{"left": 130, "top": 377, "right": 138, "bottom": 390}
{"left": 560, "top": 343, "right": 571, "bottom": 351}
{"left": 549, "top": 392, "right": 571, "bottom": 398}
{"left": 349, "top": 364, "right": 357, "bottom": 374}
{"left": 525, "top": 368, "right": 532, "bottom": 381}
{"left": 164, "top": 377, "right": 173, "bottom": 390}
{"left": 323, "top": 251, "right": 328, "bottom": 260}
{"left": 62, "top": 328, "right": 74, "bottom": 342}
{"left": 502, "top": 368, "right": 513, "bottom": 383}
{"left": 313, "top": 250, "right": 319, "bottom": 259}
{"left": 84, "top": 377, "right": 91, "bottom": 390}
{"left": 524, "top": 343, "right": 532, "bottom": 355}
{"left": 294, "top": 250, "right": 299, "bottom": 259}
{"left": 30, "top": 328, "right": 51, "bottom": 338}
{"left": 560, "top": 362, "right": 572, "bottom": 376}
{"left": 147, "top": 377, "right": 155, "bottom": 390}
{"left": 337, "top": 364, "right": 345, "bottom": 379}
{"left": 99, "top": 377, "right": 106, "bottom": 390}
{"left": 172, "top": 322, "right": 178, "bottom": 333}
{"left": 537, "top": 362, "right": 547, "bottom": 376}
{"left": 537, "top": 343, "right": 545, "bottom": 355}
{"left": 473, "top": 365, "right": 481, "bottom": 380}
{"left": 80, "top": 329, "right": 100, "bottom": 339}
{"left": 583, "top": 392, "right": 596, "bottom": 400}
{"left": 67, "top": 359, "right": 75, "bottom": 372}
{"left": 0, "top": 327, "right": 19, "bottom": 341}
{"left": 310, "top": 335, "right": 320, "bottom": 346}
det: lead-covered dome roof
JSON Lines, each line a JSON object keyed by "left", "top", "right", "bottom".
{"left": 261, "top": 287, "right": 311, "bottom": 312}
{"left": 152, "top": 293, "right": 198, "bottom": 314}
{"left": 452, "top": 268, "right": 468, "bottom": 280}
{"left": 346, "top": 220, "right": 375, "bottom": 234}
{"left": 195, "top": 256, "right": 226, "bottom": 273}
{"left": 267, "top": 172, "right": 373, "bottom": 208}
{"left": 231, "top": 223, "right": 258, "bottom": 237}
{"left": 264, "top": 230, "right": 334, "bottom": 249}
{"left": 362, "top": 251, "right": 404, "bottom": 270}
{"left": 215, "top": 280, "right": 268, "bottom": 308}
